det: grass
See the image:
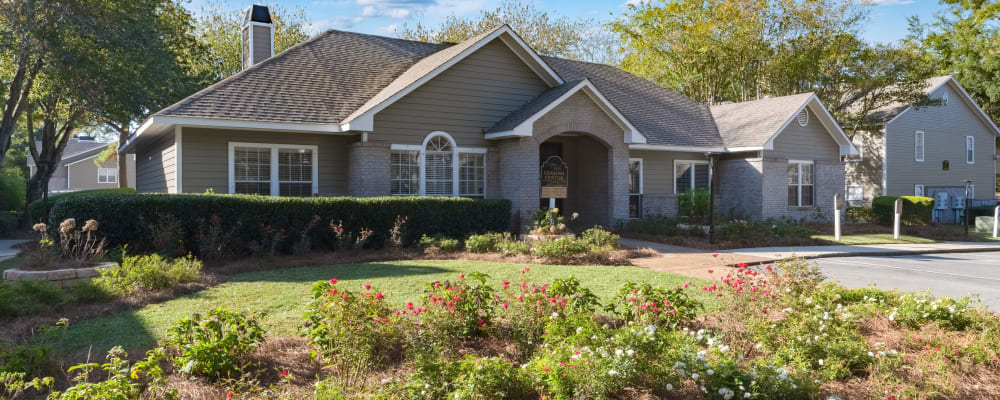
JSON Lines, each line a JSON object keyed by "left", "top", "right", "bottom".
{"left": 55, "top": 259, "right": 716, "bottom": 356}
{"left": 811, "top": 233, "right": 938, "bottom": 245}
{"left": 0, "top": 254, "right": 20, "bottom": 273}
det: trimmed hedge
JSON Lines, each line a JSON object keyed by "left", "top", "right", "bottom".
{"left": 48, "top": 193, "right": 510, "bottom": 256}
{"left": 845, "top": 207, "right": 875, "bottom": 224}
{"left": 872, "top": 196, "right": 934, "bottom": 225}
{"left": 0, "top": 212, "right": 18, "bottom": 237}
{"left": 28, "top": 188, "right": 136, "bottom": 221}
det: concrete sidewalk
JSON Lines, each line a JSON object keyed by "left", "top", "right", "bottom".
{"left": 0, "top": 240, "right": 25, "bottom": 262}
{"left": 724, "top": 241, "right": 1000, "bottom": 265}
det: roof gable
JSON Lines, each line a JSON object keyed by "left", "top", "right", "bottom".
{"left": 340, "top": 25, "right": 564, "bottom": 131}
{"left": 888, "top": 77, "right": 1000, "bottom": 137}
{"left": 711, "top": 93, "right": 857, "bottom": 156}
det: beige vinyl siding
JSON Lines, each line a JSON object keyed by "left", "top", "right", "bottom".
{"left": 252, "top": 25, "right": 271, "bottom": 64}
{"left": 67, "top": 155, "right": 136, "bottom": 190}
{"left": 627, "top": 150, "right": 709, "bottom": 197}
{"left": 136, "top": 132, "right": 176, "bottom": 193}
{"left": 180, "top": 127, "right": 353, "bottom": 195}
{"left": 884, "top": 83, "right": 998, "bottom": 197}
{"left": 844, "top": 130, "right": 884, "bottom": 204}
{"left": 372, "top": 39, "right": 549, "bottom": 148}
{"left": 766, "top": 108, "right": 841, "bottom": 162}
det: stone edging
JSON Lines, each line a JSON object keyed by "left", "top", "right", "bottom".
{"left": 2, "top": 262, "right": 116, "bottom": 287}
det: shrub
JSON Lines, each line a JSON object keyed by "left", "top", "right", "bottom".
{"left": 93, "top": 253, "right": 202, "bottom": 295}
{"left": 162, "top": 308, "right": 265, "bottom": 379}
{"left": 0, "top": 212, "right": 18, "bottom": 239}
{"left": 419, "top": 272, "right": 497, "bottom": 340}
{"left": 0, "top": 171, "right": 26, "bottom": 212}
{"left": 845, "top": 207, "right": 875, "bottom": 223}
{"left": 417, "top": 234, "right": 460, "bottom": 252}
{"left": 604, "top": 281, "right": 702, "bottom": 329}
{"left": 872, "top": 196, "right": 933, "bottom": 225}
{"left": 580, "top": 226, "right": 619, "bottom": 248}
{"left": 530, "top": 236, "right": 591, "bottom": 259}
{"left": 465, "top": 232, "right": 529, "bottom": 256}
{"left": 48, "top": 346, "right": 175, "bottom": 399}
{"left": 716, "top": 219, "right": 814, "bottom": 242}
{"left": 27, "top": 188, "right": 135, "bottom": 221}
{"left": 49, "top": 193, "right": 510, "bottom": 256}
{"left": 531, "top": 208, "right": 576, "bottom": 235}
{"left": 678, "top": 188, "right": 710, "bottom": 220}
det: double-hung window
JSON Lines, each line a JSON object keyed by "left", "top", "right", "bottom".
{"left": 788, "top": 161, "right": 814, "bottom": 207}
{"left": 966, "top": 136, "right": 974, "bottom": 164}
{"left": 674, "top": 160, "right": 710, "bottom": 194}
{"left": 98, "top": 167, "right": 117, "bottom": 184}
{"left": 628, "top": 158, "right": 643, "bottom": 218}
{"left": 230, "top": 143, "right": 317, "bottom": 196}
{"left": 846, "top": 185, "right": 863, "bottom": 207}
{"left": 915, "top": 131, "right": 925, "bottom": 162}
{"left": 390, "top": 132, "right": 486, "bottom": 197}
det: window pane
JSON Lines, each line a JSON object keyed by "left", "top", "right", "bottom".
{"left": 425, "top": 151, "right": 453, "bottom": 196}
{"left": 459, "top": 153, "right": 484, "bottom": 196}
{"left": 788, "top": 186, "right": 798, "bottom": 206}
{"left": 629, "top": 194, "right": 642, "bottom": 218}
{"left": 675, "top": 163, "right": 691, "bottom": 193}
{"left": 801, "top": 184, "right": 814, "bottom": 206}
{"left": 787, "top": 164, "right": 798, "bottom": 185}
{"left": 628, "top": 160, "right": 641, "bottom": 195}
{"left": 278, "top": 148, "right": 313, "bottom": 197}
{"left": 847, "top": 186, "right": 863, "bottom": 201}
{"left": 801, "top": 164, "right": 813, "bottom": 185}
{"left": 234, "top": 147, "right": 270, "bottom": 195}
{"left": 391, "top": 151, "right": 419, "bottom": 195}
{"left": 694, "top": 164, "right": 709, "bottom": 189}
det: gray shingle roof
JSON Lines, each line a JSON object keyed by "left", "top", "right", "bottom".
{"left": 709, "top": 93, "right": 815, "bottom": 148}
{"left": 26, "top": 139, "right": 112, "bottom": 167}
{"left": 860, "top": 76, "right": 951, "bottom": 122}
{"left": 157, "top": 30, "right": 447, "bottom": 124}
{"left": 155, "top": 28, "right": 723, "bottom": 147}
{"left": 488, "top": 80, "right": 583, "bottom": 132}
{"left": 544, "top": 57, "right": 723, "bottom": 147}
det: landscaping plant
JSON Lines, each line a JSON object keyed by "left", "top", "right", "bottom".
{"left": 93, "top": 253, "right": 202, "bottom": 295}
{"left": 161, "top": 308, "right": 265, "bottom": 380}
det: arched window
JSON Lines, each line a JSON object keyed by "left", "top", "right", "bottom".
{"left": 424, "top": 134, "right": 454, "bottom": 196}
{"left": 389, "top": 132, "right": 485, "bottom": 197}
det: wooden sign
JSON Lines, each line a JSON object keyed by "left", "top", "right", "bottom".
{"left": 540, "top": 156, "right": 568, "bottom": 199}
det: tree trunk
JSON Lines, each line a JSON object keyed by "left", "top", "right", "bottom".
{"left": 0, "top": 55, "right": 42, "bottom": 166}
{"left": 25, "top": 112, "right": 82, "bottom": 206}
{"left": 117, "top": 124, "right": 129, "bottom": 189}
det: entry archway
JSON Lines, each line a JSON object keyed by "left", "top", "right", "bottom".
{"left": 538, "top": 132, "right": 612, "bottom": 228}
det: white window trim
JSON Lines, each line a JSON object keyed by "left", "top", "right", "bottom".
{"left": 227, "top": 142, "right": 319, "bottom": 196}
{"left": 389, "top": 149, "right": 420, "bottom": 196}
{"left": 629, "top": 158, "right": 644, "bottom": 195}
{"left": 97, "top": 167, "right": 117, "bottom": 184}
{"left": 967, "top": 184, "right": 975, "bottom": 199}
{"left": 846, "top": 185, "right": 863, "bottom": 202}
{"left": 390, "top": 131, "right": 487, "bottom": 197}
{"left": 914, "top": 184, "right": 924, "bottom": 197}
{"left": 672, "top": 159, "right": 712, "bottom": 195}
{"left": 915, "top": 131, "right": 925, "bottom": 162}
{"left": 788, "top": 160, "right": 815, "bottom": 207}
{"left": 966, "top": 135, "right": 975, "bottom": 164}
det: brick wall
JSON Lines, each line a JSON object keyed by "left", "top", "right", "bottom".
{"left": 347, "top": 142, "right": 390, "bottom": 196}
{"left": 761, "top": 158, "right": 844, "bottom": 222}
{"left": 717, "top": 157, "right": 763, "bottom": 220}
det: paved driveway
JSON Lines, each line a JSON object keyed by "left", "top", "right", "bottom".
{"left": 0, "top": 240, "right": 25, "bottom": 262}
{"left": 813, "top": 251, "right": 1000, "bottom": 311}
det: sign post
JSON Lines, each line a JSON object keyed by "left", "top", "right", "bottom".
{"left": 834, "top": 193, "right": 843, "bottom": 241}
{"left": 994, "top": 206, "right": 998, "bottom": 239}
{"left": 540, "top": 156, "right": 568, "bottom": 213}
{"left": 893, "top": 198, "right": 903, "bottom": 240}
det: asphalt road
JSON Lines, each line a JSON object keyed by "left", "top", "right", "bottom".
{"left": 813, "top": 251, "right": 1000, "bottom": 311}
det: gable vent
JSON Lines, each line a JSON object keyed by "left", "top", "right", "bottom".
{"left": 797, "top": 109, "right": 809, "bottom": 126}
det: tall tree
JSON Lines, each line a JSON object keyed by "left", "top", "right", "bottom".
{"left": 906, "top": 0, "right": 1000, "bottom": 122}
{"left": 397, "top": 0, "right": 591, "bottom": 59}
{"left": 609, "top": 0, "right": 934, "bottom": 136}
{"left": 191, "top": 1, "right": 312, "bottom": 82}
{"left": 0, "top": 0, "right": 45, "bottom": 168}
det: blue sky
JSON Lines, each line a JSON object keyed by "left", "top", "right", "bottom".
{"left": 185, "top": 0, "right": 945, "bottom": 44}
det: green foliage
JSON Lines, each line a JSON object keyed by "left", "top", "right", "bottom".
{"left": 0, "top": 371, "right": 52, "bottom": 400}
{"left": 623, "top": 215, "right": 706, "bottom": 237}
{"left": 162, "top": 308, "right": 265, "bottom": 380}
{"left": 605, "top": 281, "right": 702, "bottom": 329}
{"left": 0, "top": 280, "right": 110, "bottom": 320}
{"left": 93, "top": 253, "right": 202, "bottom": 296}
{"left": 872, "top": 196, "right": 934, "bottom": 225}
{"left": 0, "top": 212, "right": 19, "bottom": 238}
{"left": 465, "top": 232, "right": 529, "bottom": 256}
{"left": 677, "top": 188, "right": 710, "bottom": 220}
{"left": 580, "top": 226, "right": 619, "bottom": 248}
{"left": 27, "top": 188, "right": 135, "bottom": 222}
{"left": 403, "top": 355, "right": 536, "bottom": 399}
{"left": 49, "top": 193, "right": 510, "bottom": 256}
{"left": 531, "top": 208, "right": 575, "bottom": 235}
{"left": 846, "top": 207, "right": 875, "bottom": 223}
{"left": 420, "top": 272, "right": 497, "bottom": 340}
{"left": 417, "top": 234, "right": 460, "bottom": 252}
{"left": 717, "top": 219, "right": 815, "bottom": 242}
{"left": 48, "top": 346, "right": 176, "bottom": 400}
{"left": 0, "top": 172, "right": 25, "bottom": 212}
{"left": 530, "top": 236, "right": 591, "bottom": 259}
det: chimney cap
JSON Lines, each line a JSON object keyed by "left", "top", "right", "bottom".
{"left": 244, "top": 5, "right": 272, "bottom": 25}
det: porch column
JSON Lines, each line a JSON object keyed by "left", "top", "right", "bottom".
{"left": 347, "top": 141, "right": 390, "bottom": 197}
{"left": 498, "top": 137, "right": 540, "bottom": 232}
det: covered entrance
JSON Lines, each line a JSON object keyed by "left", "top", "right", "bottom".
{"left": 538, "top": 133, "right": 611, "bottom": 228}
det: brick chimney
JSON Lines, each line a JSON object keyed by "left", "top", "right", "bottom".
{"left": 242, "top": 5, "right": 274, "bottom": 70}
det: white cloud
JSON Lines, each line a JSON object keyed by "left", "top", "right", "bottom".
{"left": 306, "top": 16, "right": 357, "bottom": 34}
{"left": 356, "top": 0, "right": 431, "bottom": 20}
{"left": 376, "top": 24, "right": 400, "bottom": 35}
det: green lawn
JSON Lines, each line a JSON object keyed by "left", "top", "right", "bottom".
{"left": 0, "top": 255, "right": 20, "bottom": 273}
{"left": 811, "top": 233, "right": 938, "bottom": 245}
{"left": 54, "top": 260, "right": 715, "bottom": 356}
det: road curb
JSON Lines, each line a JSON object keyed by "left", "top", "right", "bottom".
{"left": 730, "top": 247, "right": 1000, "bottom": 267}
